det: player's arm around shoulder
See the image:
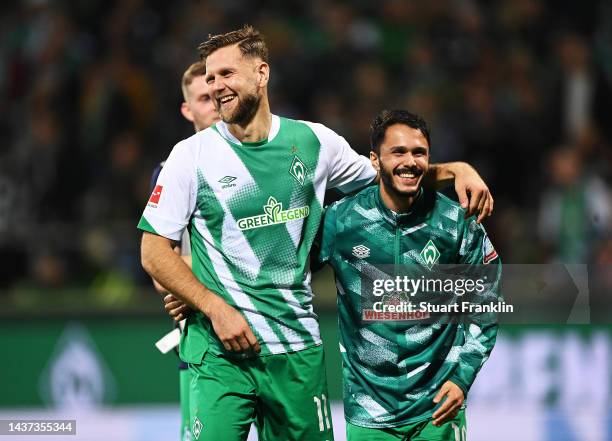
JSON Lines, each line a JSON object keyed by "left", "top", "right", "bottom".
{"left": 426, "top": 162, "right": 494, "bottom": 223}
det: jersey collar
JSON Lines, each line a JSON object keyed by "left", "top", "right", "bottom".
{"left": 374, "top": 185, "right": 426, "bottom": 227}
{"left": 214, "top": 114, "right": 280, "bottom": 146}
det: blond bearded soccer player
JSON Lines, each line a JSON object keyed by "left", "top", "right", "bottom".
{"left": 139, "top": 26, "right": 494, "bottom": 441}
{"left": 150, "top": 61, "right": 220, "bottom": 441}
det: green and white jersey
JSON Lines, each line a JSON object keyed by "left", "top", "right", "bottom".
{"left": 318, "top": 185, "right": 501, "bottom": 428}
{"left": 138, "top": 115, "right": 375, "bottom": 360}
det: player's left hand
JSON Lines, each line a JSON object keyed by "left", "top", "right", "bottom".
{"left": 432, "top": 380, "right": 464, "bottom": 426}
{"left": 164, "top": 294, "right": 191, "bottom": 322}
{"left": 453, "top": 163, "right": 494, "bottom": 223}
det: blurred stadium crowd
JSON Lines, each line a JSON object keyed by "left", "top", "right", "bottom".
{"left": 0, "top": 0, "right": 611, "bottom": 309}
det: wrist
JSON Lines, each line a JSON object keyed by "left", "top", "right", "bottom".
{"left": 448, "top": 376, "right": 469, "bottom": 396}
{"left": 199, "top": 289, "right": 221, "bottom": 319}
{"left": 444, "top": 161, "right": 470, "bottom": 178}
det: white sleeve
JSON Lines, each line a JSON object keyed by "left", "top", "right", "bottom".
{"left": 138, "top": 139, "right": 197, "bottom": 241}
{"left": 305, "top": 122, "right": 376, "bottom": 194}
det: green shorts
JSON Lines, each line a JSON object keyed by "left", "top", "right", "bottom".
{"left": 346, "top": 409, "right": 466, "bottom": 441}
{"left": 179, "top": 368, "right": 192, "bottom": 441}
{"left": 189, "top": 344, "right": 334, "bottom": 441}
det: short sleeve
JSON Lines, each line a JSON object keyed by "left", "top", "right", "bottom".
{"left": 303, "top": 122, "right": 376, "bottom": 194}
{"left": 137, "top": 139, "right": 197, "bottom": 241}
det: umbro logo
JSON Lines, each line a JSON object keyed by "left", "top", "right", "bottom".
{"left": 352, "top": 245, "right": 370, "bottom": 259}
{"left": 218, "top": 176, "right": 237, "bottom": 189}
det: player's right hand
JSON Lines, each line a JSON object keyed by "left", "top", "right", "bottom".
{"left": 432, "top": 380, "right": 464, "bottom": 426}
{"left": 163, "top": 294, "right": 191, "bottom": 322}
{"left": 205, "top": 293, "right": 261, "bottom": 354}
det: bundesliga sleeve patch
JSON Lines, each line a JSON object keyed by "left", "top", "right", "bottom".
{"left": 148, "top": 185, "right": 163, "bottom": 206}
{"left": 482, "top": 235, "right": 498, "bottom": 264}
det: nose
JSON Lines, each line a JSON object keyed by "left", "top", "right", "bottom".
{"left": 211, "top": 77, "right": 225, "bottom": 95}
{"left": 404, "top": 153, "right": 417, "bottom": 168}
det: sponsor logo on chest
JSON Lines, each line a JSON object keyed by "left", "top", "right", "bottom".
{"left": 236, "top": 196, "right": 310, "bottom": 230}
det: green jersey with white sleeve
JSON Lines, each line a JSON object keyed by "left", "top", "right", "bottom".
{"left": 138, "top": 115, "right": 375, "bottom": 360}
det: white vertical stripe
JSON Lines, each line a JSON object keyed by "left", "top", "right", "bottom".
{"left": 196, "top": 129, "right": 262, "bottom": 282}
{"left": 278, "top": 288, "right": 321, "bottom": 344}
{"left": 194, "top": 217, "right": 285, "bottom": 354}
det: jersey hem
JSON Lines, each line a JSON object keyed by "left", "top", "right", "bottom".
{"left": 344, "top": 410, "right": 435, "bottom": 429}
{"left": 213, "top": 340, "right": 323, "bottom": 359}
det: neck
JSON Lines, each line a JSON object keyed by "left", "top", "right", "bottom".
{"left": 226, "top": 95, "right": 272, "bottom": 143}
{"left": 379, "top": 184, "right": 418, "bottom": 214}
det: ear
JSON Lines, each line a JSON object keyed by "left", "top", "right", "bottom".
{"left": 257, "top": 62, "right": 270, "bottom": 87}
{"left": 370, "top": 151, "right": 380, "bottom": 172}
{"left": 181, "top": 102, "right": 195, "bottom": 123}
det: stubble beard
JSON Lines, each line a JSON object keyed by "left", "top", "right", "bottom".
{"left": 221, "top": 92, "right": 261, "bottom": 126}
{"left": 379, "top": 159, "right": 421, "bottom": 199}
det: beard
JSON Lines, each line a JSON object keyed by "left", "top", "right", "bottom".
{"left": 379, "top": 158, "right": 423, "bottom": 198}
{"left": 220, "top": 92, "right": 260, "bottom": 126}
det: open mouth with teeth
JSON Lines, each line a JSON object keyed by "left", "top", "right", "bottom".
{"left": 218, "top": 94, "right": 237, "bottom": 108}
{"left": 394, "top": 169, "right": 423, "bottom": 185}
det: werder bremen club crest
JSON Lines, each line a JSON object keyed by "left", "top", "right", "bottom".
{"left": 420, "top": 239, "right": 441, "bottom": 270}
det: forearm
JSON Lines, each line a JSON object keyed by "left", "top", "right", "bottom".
{"left": 141, "top": 233, "right": 217, "bottom": 316}
{"left": 425, "top": 162, "right": 470, "bottom": 189}
{"left": 450, "top": 322, "right": 498, "bottom": 394}
{"left": 151, "top": 245, "right": 189, "bottom": 294}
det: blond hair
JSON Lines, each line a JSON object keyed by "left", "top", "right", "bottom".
{"left": 181, "top": 61, "right": 207, "bottom": 100}
{"left": 198, "top": 25, "right": 268, "bottom": 63}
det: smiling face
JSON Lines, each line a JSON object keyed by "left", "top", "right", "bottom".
{"left": 204, "top": 44, "right": 267, "bottom": 126}
{"left": 370, "top": 123, "right": 430, "bottom": 211}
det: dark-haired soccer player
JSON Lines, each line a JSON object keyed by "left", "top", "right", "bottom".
{"left": 318, "top": 110, "right": 501, "bottom": 440}
{"left": 140, "top": 26, "right": 494, "bottom": 441}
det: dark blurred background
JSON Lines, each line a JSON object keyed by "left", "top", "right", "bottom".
{"left": 1, "top": 0, "right": 611, "bottom": 312}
